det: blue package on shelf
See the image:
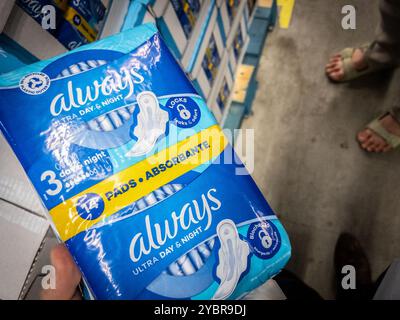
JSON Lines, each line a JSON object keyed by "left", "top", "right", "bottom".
{"left": 206, "top": 46, "right": 233, "bottom": 121}
{"left": 0, "top": 23, "right": 291, "bottom": 300}
{"left": 233, "top": 20, "right": 244, "bottom": 59}
{"left": 216, "top": 77, "right": 230, "bottom": 113}
{"left": 62, "top": 0, "right": 107, "bottom": 45}
{"left": 227, "top": 14, "right": 249, "bottom": 78}
{"left": 16, "top": 0, "right": 106, "bottom": 50}
{"left": 56, "top": 18, "right": 89, "bottom": 50}
{"left": 157, "top": 0, "right": 215, "bottom": 63}
{"left": 15, "top": 0, "right": 67, "bottom": 37}
{"left": 201, "top": 34, "right": 221, "bottom": 87}
{"left": 215, "top": 0, "right": 236, "bottom": 42}
{"left": 226, "top": 0, "right": 240, "bottom": 22}
{"left": 122, "top": 0, "right": 214, "bottom": 73}
{"left": 190, "top": 7, "right": 223, "bottom": 99}
{"left": 218, "top": 0, "right": 247, "bottom": 52}
{"left": 67, "top": 0, "right": 106, "bottom": 33}
{"left": 183, "top": 0, "right": 216, "bottom": 72}
{"left": 171, "top": 0, "right": 202, "bottom": 38}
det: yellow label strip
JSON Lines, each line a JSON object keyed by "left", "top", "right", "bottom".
{"left": 232, "top": 64, "right": 255, "bottom": 103}
{"left": 50, "top": 125, "right": 227, "bottom": 241}
{"left": 64, "top": 7, "right": 97, "bottom": 42}
{"left": 259, "top": 0, "right": 274, "bottom": 8}
{"left": 277, "top": 0, "right": 295, "bottom": 29}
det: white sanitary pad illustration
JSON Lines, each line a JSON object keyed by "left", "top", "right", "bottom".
{"left": 212, "top": 219, "right": 250, "bottom": 300}
{"left": 58, "top": 62, "right": 168, "bottom": 155}
{"left": 126, "top": 91, "right": 169, "bottom": 157}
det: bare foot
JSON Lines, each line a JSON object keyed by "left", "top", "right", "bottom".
{"left": 357, "top": 114, "right": 400, "bottom": 153}
{"left": 325, "top": 48, "right": 368, "bottom": 81}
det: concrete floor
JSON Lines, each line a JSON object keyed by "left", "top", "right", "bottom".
{"left": 241, "top": 0, "right": 400, "bottom": 299}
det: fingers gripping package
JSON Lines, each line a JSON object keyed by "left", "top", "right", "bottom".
{"left": 0, "top": 24, "right": 291, "bottom": 300}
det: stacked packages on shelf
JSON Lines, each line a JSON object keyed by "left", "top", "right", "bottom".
{"left": 16, "top": 0, "right": 107, "bottom": 50}
{"left": 1, "top": 0, "right": 258, "bottom": 122}
{"left": 121, "top": 0, "right": 258, "bottom": 123}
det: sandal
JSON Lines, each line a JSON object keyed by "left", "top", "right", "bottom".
{"left": 365, "top": 112, "right": 400, "bottom": 149}
{"left": 339, "top": 43, "right": 370, "bottom": 60}
{"left": 327, "top": 43, "right": 384, "bottom": 82}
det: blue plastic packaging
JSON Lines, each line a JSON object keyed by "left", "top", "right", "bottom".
{"left": 16, "top": 0, "right": 105, "bottom": 50}
{"left": 0, "top": 23, "right": 291, "bottom": 300}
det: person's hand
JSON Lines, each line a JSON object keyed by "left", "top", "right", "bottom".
{"left": 40, "top": 244, "right": 82, "bottom": 300}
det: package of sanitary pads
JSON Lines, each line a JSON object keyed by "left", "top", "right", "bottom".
{"left": 63, "top": 0, "right": 106, "bottom": 43}
{"left": 16, "top": 0, "right": 67, "bottom": 37}
{"left": 17, "top": 0, "right": 105, "bottom": 50}
{"left": 0, "top": 23, "right": 291, "bottom": 300}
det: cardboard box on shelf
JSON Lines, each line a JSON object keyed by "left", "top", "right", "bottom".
{"left": 3, "top": 5, "right": 67, "bottom": 60}
{"left": 14, "top": 0, "right": 107, "bottom": 50}
{"left": 191, "top": 15, "right": 224, "bottom": 98}
{"left": 22, "top": 229, "right": 59, "bottom": 300}
{"left": 0, "top": 199, "right": 48, "bottom": 300}
{"left": 206, "top": 49, "right": 230, "bottom": 121}
{"left": 216, "top": 0, "right": 230, "bottom": 41}
{"left": 210, "top": 60, "right": 234, "bottom": 120}
{"left": 227, "top": 14, "right": 250, "bottom": 76}
{"left": 0, "top": 0, "right": 15, "bottom": 33}
{"left": 208, "top": 14, "right": 249, "bottom": 122}
{"left": 158, "top": 0, "right": 208, "bottom": 61}
{"left": 99, "top": 0, "right": 130, "bottom": 38}
{"left": 224, "top": 0, "right": 246, "bottom": 50}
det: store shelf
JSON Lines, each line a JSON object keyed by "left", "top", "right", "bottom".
{"left": 99, "top": 0, "right": 130, "bottom": 39}
{"left": 0, "top": 0, "right": 276, "bottom": 132}
{"left": 222, "top": 103, "right": 246, "bottom": 135}
{"left": 225, "top": 0, "right": 247, "bottom": 50}
{"left": 0, "top": 0, "right": 15, "bottom": 33}
{"left": 256, "top": 0, "right": 278, "bottom": 23}
{"left": 220, "top": 35, "right": 250, "bottom": 124}
{"left": 223, "top": 0, "right": 277, "bottom": 136}
{"left": 182, "top": 0, "right": 217, "bottom": 73}
{"left": 246, "top": 17, "right": 271, "bottom": 57}
{"left": 3, "top": 5, "right": 67, "bottom": 60}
